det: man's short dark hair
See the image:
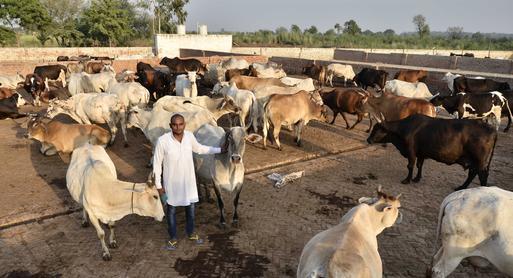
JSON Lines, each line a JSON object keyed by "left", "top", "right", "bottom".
{"left": 170, "top": 113, "right": 184, "bottom": 123}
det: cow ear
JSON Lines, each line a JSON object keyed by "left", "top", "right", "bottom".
{"left": 245, "top": 133, "right": 262, "bottom": 144}
{"left": 358, "top": 197, "right": 376, "bottom": 204}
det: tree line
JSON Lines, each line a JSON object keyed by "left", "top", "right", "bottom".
{"left": 1, "top": 3, "right": 512, "bottom": 52}
{"left": 0, "top": 0, "right": 189, "bottom": 47}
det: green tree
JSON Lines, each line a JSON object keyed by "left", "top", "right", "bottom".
{"left": 0, "top": 25, "right": 16, "bottom": 46}
{"left": 79, "top": 0, "right": 134, "bottom": 46}
{"left": 447, "top": 26, "right": 464, "bottom": 40}
{"left": 139, "top": 0, "right": 189, "bottom": 34}
{"left": 343, "top": 19, "right": 361, "bottom": 35}
{"left": 412, "top": 14, "right": 430, "bottom": 38}
{"left": 0, "top": 0, "right": 52, "bottom": 45}
{"left": 40, "top": 0, "right": 85, "bottom": 46}
{"left": 305, "top": 25, "right": 318, "bottom": 35}
{"left": 290, "top": 24, "right": 301, "bottom": 33}
{"left": 334, "top": 23, "right": 341, "bottom": 34}
{"left": 384, "top": 29, "right": 395, "bottom": 36}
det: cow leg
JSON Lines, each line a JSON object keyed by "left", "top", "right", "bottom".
{"left": 262, "top": 117, "right": 269, "bottom": 150}
{"left": 412, "top": 158, "right": 425, "bottom": 183}
{"left": 349, "top": 113, "right": 363, "bottom": 130}
{"left": 430, "top": 246, "right": 464, "bottom": 278}
{"left": 273, "top": 122, "right": 282, "bottom": 151}
{"left": 212, "top": 185, "right": 226, "bottom": 227}
{"left": 108, "top": 221, "right": 118, "bottom": 248}
{"left": 232, "top": 185, "right": 243, "bottom": 227}
{"left": 455, "top": 168, "right": 478, "bottom": 191}
{"left": 330, "top": 111, "right": 338, "bottom": 125}
{"left": 366, "top": 114, "right": 373, "bottom": 133}
{"left": 401, "top": 155, "right": 416, "bottom": 184}
{"left": 81, "top": 209, "right": 89, "bottom": 227}
{"left": 294, "top": 121, "right": 304, "bottom": 147}
{"left": 340, "top": 112, "right": 350, "bottom": 128}
{"left": 87, "top": 210, "right": 111, "bottom": 260}
{"left": 107, "top": 121, "right": 117, "bottom": 146}
{"left": 504, "top": 113, "right": 512, "bottom": 132}
{"left": 477, "top": 169, "right": 489, "bottom": 187}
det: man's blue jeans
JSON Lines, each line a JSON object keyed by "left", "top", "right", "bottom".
{"left": 166, "top": 203, "right": 195, "bottom": 240}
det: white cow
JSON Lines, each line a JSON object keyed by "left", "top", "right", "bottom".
{"left": 68, "top": 66, "right": 116, "bottom": 95}
{"left": 127, "top": 106, "right": 218, "bottom": 148}
{"left": 115, "top": 69, "right": 138, "bottom": 82}
{"left": 153, "top": 95, "right": 240, "bottom": 120}
{"left": 66, "top": 144, "right": 164, "bottom": 260}
{"left": 175, "top": 71, "right": 198, "bottom": 98}
{"left": 430, "top": 186, "right": 513, "bottom": 277}
{"left": 212, "top": 82, "right": 258, "bottom": 132}
{"left": 250, "top": 62, "right": 287, "bottom": 78}
{"left": 46, "top": 93, "right": 127, "bottom": 146}
{"left": 385, "top": 80, "right": 434, "bottom": 99}
{"left": 297, "top": 187, "right": 402, "bottom": 278}
{"left": 107, "top": 81, "right": 150, "bottom": 109}
{"left": 0, "top": 73, "right": 24, "bottom": 89}
{"left": 194, "top": 124, "right": 261, "bottom": 226}
{"left": 326, "top": 63, "right": 356, "bottom": 87}
{"left": 279, "top": 77, "right": 315, "bottom": 92}
{"left": 221, "top": 57, "right": 249, "bottom": 70}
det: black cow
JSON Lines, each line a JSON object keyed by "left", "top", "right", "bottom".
{"left": 0, "top": 94, "right": 26, "bottom": 119}
{"left": 137, "top": 70, "right": 175, "bottom": 100}
{"left": 431, "top": 92, "right": 512, "bottom": 131}
{"left": 353, "top": 68, "right": 388, "bottom": 90}
{"left": 453, "top": 76, "right": 510, "bottom": 94}
{"left": 34, "top": 65, "right": 67, "bottom": 81}
{"left": 136, "top": 61, "right": 155, "bottom": 72}
{"left": 57, "top": 56, "right": 69, "bottom": 61}
{"left": 367, "top": 114, "right": 497, "bottom": 190}
{"left": 450, "top": 52, "right": 475, "bottom": 57}
{"left": 23, "top": 74, "right": 45, "bottom": 102}
{"left": 159, "top": 57, "right": 207, "bottom": 75}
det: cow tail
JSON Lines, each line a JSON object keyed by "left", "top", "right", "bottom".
{"left": 503, "top": 96, "right": 513, "bottom": 121}
{"left": 430, "top": 194, "right": 459, "bottom": 271}
{"left": 487, "top": 132, "right": 498, "bottom": 174}
{"left": 246, "top": 94, "right": 257, "bottom": 131}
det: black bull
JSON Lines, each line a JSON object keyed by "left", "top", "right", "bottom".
{"left": 367, "top": 114, "right": 497, "bottom": 191}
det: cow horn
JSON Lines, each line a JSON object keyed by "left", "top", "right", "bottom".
{"left": 146, "top": 172, "right": 155, "bottom": 187}
{"left": 377, "top": 185, "right": 383, "bottom": 194}
{"left": 395, "top": 193, "right": 402, "bottom": 199}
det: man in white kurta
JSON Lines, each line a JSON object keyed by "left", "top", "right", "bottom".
{"left": 153, "top": 114, "right": 224, "bottom": 250}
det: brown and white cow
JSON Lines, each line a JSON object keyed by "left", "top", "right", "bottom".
{"left": 263, "top": 90, "right": 327, "bottom": 150}
{"left": 393, "top": 69, "right": 428, "bottom": 83}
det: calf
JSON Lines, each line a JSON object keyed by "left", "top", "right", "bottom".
{"left": 136, "top": 61, "right": 155, "bottom": 72}
{"left": 27, "top": 116, "right": 111, "bottom": 157}
{"left": 393, "top": 69, "right": 427, "bottom": 83}
{"left": 321, "top": 88, "right": 373, "bottom": 132}
{"left": 137, "top": 70, "right": 174, "bottom": 100}
{"left": 263, "top": 90, "right": 327, "bottom": 150}
{"left": 85, "top": 61, "right": 106, "bottom": 74}
{"left": 34, "top": 64, "right": 67, "bottom": 80}
{"left": 298, "top": 187, "right": 402, "bottom": 278}
{"left": 430, "top": 92, "right": 512, "bottom": 130}
{"left": 0, "top": 94, "right": 26, "bottom": 119}
{"left": 367, "top": 114, "right": 497, "bottom": 190}
{"left": 354, "top": 68, "right": 388, "bottom": 90}
{"left": 453, "top": 76, "right": 510, "bottom": 94}
{"left": 302, "top": 63, "right": 326, "bottom": 86}
{"left": 23, "top": 74, "right": 46, "bottom": 105}
{"left": 175, "top": 71, "right": 198, "bottom": 98}
{"left": 325, "top": 63, "right": 356, "bottom": 87}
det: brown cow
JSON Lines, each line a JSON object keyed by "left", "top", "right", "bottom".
{"left": 302, "top": 63, "right": 326, "bottom": 86}
{"left": 230, "top": 75, "right": 289, "bottom": 91}
{"left": 263, "top": 90, "right": 327, "bottom": 150}
{"left": 356, "top": 91, "right": 436, "bottom": 128}
{"left": 225, "top": 68, "right": 251, "bottom": 81}
{"left": 321, "top": 88, "right": 373, "bottom": 132}
{"left": 85, "top": 61, "right": 108, "bottom": 74}
{"left": 0, "top": 87, "right": 15, "bottom": 100}
{"left": 159, "top": 57, "right": 207, "bottom": 75}
{"left": 27, "top": 116, "right": 111, "bottom": 158}
{"left": 394, "top": 70, "right": 428, "bottom": 83}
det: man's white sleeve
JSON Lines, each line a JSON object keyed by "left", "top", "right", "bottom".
{"left": 191, "top": 134, "right": 221, "bottom": 155}
{"left": 152, "top": 138, "right": 164, "bottom": 189}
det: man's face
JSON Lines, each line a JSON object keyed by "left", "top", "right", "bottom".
{"left": 170, "top": 116, "right": 185, "bottom": 135}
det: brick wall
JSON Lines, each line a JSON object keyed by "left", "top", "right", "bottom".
{"left": 0, "top": 47, "right": 153, "bottom": 62}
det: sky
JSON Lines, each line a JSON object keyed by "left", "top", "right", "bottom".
{"left": 183, "top": 0, "right": 513, "bottom": 34}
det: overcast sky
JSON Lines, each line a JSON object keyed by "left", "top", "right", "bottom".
{"left": 184, "top": 0, "right": 513, "bottom": 34}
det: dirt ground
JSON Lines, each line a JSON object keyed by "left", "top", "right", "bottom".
{"left": 1, "top": 101, "right": 513, "bottom": 277}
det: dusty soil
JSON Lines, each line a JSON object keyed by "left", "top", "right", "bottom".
{"left": 1, "top": 102, "right": 512, "bottom": 277}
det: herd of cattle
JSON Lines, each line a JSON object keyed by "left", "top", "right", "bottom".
{"left": 1, "top": 55, "right": 513, "bottom": 277}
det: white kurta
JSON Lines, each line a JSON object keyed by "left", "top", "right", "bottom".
{"left": 153, "top": 131, "right": 220, "bottom": 206}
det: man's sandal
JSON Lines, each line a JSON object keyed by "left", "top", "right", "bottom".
{"left": 165, "top": 240, "right": 178, "bottom": 250}
{"left": 188, "top": 234, "right": 204, "bottom": 245}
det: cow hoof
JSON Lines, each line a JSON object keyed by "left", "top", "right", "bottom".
{"left": 102, "top": 253, "right": 112, "bottom": 261}
{"left": 278, "top": 147, "right": 282, "bottom": 151}
{"left": 81, "top": 221, "right": 89, "bottom": 228}
{"left": 365, "top": 129, "right": 371, "bottom": 133}
{"left": 232, "top": 221, "right": 239, "bottom": 228}
{"left": 217, "top": 223, "right": 227, "bottom": 230}
{"left": 109, "top": 241, "right": 118, "bottom": 249}
{"left": 401, "top": 179, "right": 411, "bottom": 184}
{"left": 146, "top": 163, "right": 152, "bottom": 168}
{"left": 412, "top": 177, "right": 421, "bottom": 183}
{"left": 454, "top": 186, "right": 466, "bottom": 191}
{"left": 124, "top": 143, "right": 129, "bottom": 148}
{"left": 296, "top": 141, "right": 303, "bottom": 147}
